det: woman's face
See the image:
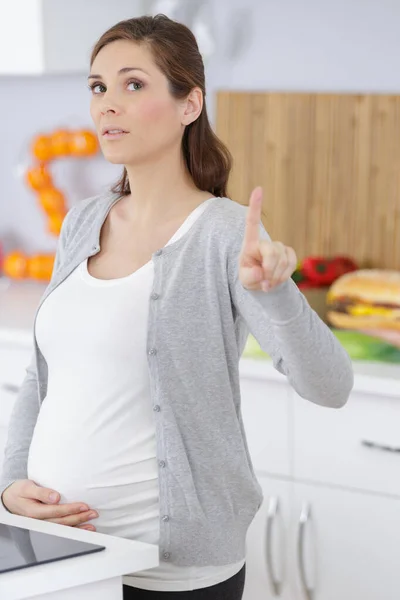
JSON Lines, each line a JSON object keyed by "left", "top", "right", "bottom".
{"left": 89, "top": 40, "right": 196, "bottom": 166}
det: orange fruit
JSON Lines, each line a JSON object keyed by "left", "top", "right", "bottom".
{"left": 27, "top": 254, "right": 55, "bottom": 281}
{"left": 38, "top": 188, "right": 66, "bottom": 215}
{"left": 3, "top": 251, "right": 28, "bottom": 279}
{"left": 26, "top": 163, "right": 53, "bottom": 191}
{"left": 51, "top": 129, "right": 72, "bottom": 156}
{"left": 69, "top": 130, "right": 98, "bottom": 156}
{"left": 32, "top": 135, "right": 54, "bottom": 162}
{"left": 48, "top": 212, "right": 65, "bottom": 236}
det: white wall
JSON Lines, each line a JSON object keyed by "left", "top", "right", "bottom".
{"left": 0, "top": 0, "right": 398, "bottom": 254}
{"left": 210, "top": 0, "right": 400, "bottom": 94}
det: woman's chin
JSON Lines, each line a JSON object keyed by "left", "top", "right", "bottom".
{"left": 102, "top": 151, "right": 131, "bottom": 165}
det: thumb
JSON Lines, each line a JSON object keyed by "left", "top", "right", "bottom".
{"left": 25, "top": 480, "right": 60, "bottom": 504}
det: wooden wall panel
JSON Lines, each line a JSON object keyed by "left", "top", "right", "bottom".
{"left": 216, "top": 92, "right": 400, "bottom": 269}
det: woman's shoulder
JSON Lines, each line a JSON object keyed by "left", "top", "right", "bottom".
{"left": 60, "top": 189, "right": 117, "bottom": 241}
{"left": 207, "top": 197, "right": 253, "bottom": 250}
{"left": 67, "top": 189, "right": 116, "bottom": 222}
{"left": 208, "top": 197, "right": 271, "bottom": 251}
{"left": 210, "top": 197, "right": 248, "bottom": 231}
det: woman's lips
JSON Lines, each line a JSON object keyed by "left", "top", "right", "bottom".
{"left": 102, "top": 131, "right": 129, "bottom": 140}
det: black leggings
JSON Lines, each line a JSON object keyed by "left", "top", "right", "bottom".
{"left": 122, "top": 563, "right": 246, "bottom": 600}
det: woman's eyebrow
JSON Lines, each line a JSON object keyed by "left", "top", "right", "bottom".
{"left": 88, "top": 67, "right": 150, "bottom": 80}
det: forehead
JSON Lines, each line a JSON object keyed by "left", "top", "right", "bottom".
{"left": 91, "top": 39, "right": 156, "bottom": 74}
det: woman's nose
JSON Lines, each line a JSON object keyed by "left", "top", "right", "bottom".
{"left": 100, "top": 105, "right": 120, "bottom": 116}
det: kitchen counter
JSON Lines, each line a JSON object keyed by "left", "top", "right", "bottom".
{"left": 0, "top": 506, "right": 158, "bottom": 600}
{"left": 1, "top": 277, "right": 400, "bottom": 397}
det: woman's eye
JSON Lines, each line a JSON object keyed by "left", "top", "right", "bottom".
{"left": 88, "top": 80, "right": 143, "bottom": 94}
{"left": 89, "top": 83, "right": 106, "bottom": 94}
{"left": 127, "top": 80, "right": 143, "bottom": 91}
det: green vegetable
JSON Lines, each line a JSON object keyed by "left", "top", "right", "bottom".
{"left": 243, "top": 330, "right": 400, "bottom": 363}
{"left": 332, "top": 330, "right": 400, "bottom": 363}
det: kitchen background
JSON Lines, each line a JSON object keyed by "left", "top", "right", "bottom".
{"left": 2, "top": 0, "right": 400, "bottom": 361}
{"left": 1, "top": 2, "right": 400, "bottom": 600}
{"left": 2, "top": 0, "right": 399, "bottom": 251}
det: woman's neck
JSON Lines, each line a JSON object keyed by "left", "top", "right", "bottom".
{"left": 123, "top": 146, "right": 204, "bottom": 223}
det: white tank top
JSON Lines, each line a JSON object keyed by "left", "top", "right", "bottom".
{"left": 28, "top": 197, "right": 245, "bottom": 592}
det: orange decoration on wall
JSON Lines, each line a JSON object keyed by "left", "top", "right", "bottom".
{"left": 26, "top": 163, "right": 53, "bottom": 191}
{"left": 32, "top": 135, "right": 53, "bottom": 162}
{"left": 27, "top": 254, "right": 55, "bottom": 281}
{"left": 3, "top": 251, "right": 28, "bottom": 279}
{"left": 3, "top": 127, "right": 99, "bottom": 282}
{"left": 51, "top": 129, "right": 72, "bottom": 157}
{"left": 38, "top": 188, "right": 67, "bottom": 215}
{"left": 69, "top": 130, "right": 98, "bottom": 157}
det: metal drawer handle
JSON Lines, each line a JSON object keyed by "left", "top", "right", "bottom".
{"left": 1, "top": 383, "right": 20, "bottom": 394}
{"left": 362, "top": 439, "right": 400, "bottom": 453}
{"left": 265, "top": 496, "right": 282, "bottom": 596}
{"left": 297, "top": 503, "right": 314, "bottom": 600}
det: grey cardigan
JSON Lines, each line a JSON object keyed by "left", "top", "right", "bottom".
{"left": 0, "top": 190, "right": 353, "bottom": 567}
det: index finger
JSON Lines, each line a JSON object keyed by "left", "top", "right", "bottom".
{"left": 243, "top": 187, "right": 263, "bottom": 252}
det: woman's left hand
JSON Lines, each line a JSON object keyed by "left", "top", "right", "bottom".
{"left": 239, "top": 187, "right": 297, "bottom": 293}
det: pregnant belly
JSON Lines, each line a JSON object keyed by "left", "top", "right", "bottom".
{"left": 27, "top": 407, "right": 160, "bottom": 540}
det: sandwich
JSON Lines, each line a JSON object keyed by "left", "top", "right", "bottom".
{"left": 326, "top": 269, "right": 400, "bottom": 331}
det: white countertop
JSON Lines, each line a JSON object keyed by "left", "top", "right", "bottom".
{"left": 239, "top": 356, "right": 400, "bottom": 398}
{"left": 1, "top": 277, "right": 400, "bottom": 398}
{"left": 0, "top": 506, "right": 159, "bottom": 600}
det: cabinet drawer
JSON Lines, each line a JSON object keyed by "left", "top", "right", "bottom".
{"left": 240, "top": 376, "right": 291, "bottom": 477}
{"left": 293, "top": 388, "right": 400, "bottom": 496}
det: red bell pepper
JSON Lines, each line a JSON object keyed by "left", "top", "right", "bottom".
{"left": 301, "top": 257, "right": 337, "bottom": 285}
{"left": 301, "top": 256, "right": 358, "bottom": 286}
{"left": 330, "top": 256, "right": 358, "bottom": 278}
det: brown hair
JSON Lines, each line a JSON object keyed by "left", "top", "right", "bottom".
{"left": 90, "top": 14, "right": 232, "bottom": 198}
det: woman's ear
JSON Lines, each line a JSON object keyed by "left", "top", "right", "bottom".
{"left": 181, "top": 87, "right": 203, "bottom": 125}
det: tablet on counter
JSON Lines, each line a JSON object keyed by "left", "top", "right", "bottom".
{"left": 0, "top": 523, "right": 105, "bottom": 575}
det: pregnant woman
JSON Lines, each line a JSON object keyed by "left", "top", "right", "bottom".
{"left": 0, "top": 14, "right": 353, "bottom": 600}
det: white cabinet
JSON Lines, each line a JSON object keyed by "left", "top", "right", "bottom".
{"left": 293, "top": 389, "right": 400, "bottom": 497}
{"left": 240, "top": 361, "right": 400, "bottom": 600}
{"left": 0, "top": 0, "right": 142, "bottom": 75}
{"left": 292, "top": 482, "right": 400, "bottom": 600}
{"left": 240, "top": 376, "right": 292, "bottom": 477}
{"left": 244, "top": 477, "right": 400, "bottom": 600}
{"left": 243, "top": 476, "right": 295, "bottom": 600}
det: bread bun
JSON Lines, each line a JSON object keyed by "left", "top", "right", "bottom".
{"left": 328, "top": 269, "right": 400, "bottom": 305}
{"left": 327, "top": 311, "right": 400, "bottom": 331}
{"left": 327, "top": 269, "right": 400, "bottom": 331}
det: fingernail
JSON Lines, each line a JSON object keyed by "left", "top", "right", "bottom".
{"left": 83, "top": 525, "right": 95, "bottom": 531}
{"left": 49, "top": 493, "right": 58, "bottom": 502}
{"left": 80, "top": 506, "right": 89, "bottom": 512}
{"left": 89, "top": 511, "right": 98, "bottom": 519}
{"left": 262, "top": 281, "right": 270, "bottom": 292}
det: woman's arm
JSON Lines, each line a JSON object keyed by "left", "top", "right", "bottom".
{"left": 228, "top": 190, "right": 354, "bottom": 409}
{"left": 0, "top": 353, "right": 41, "bottom": 499}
